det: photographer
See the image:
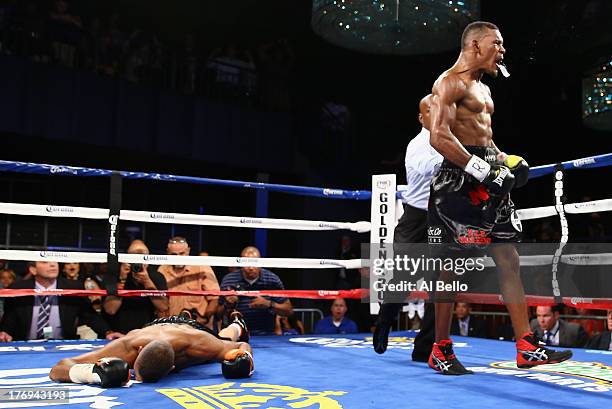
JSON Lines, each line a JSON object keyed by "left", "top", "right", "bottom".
{"left": 103, "top": 240, "right": 169, "bottom": 334}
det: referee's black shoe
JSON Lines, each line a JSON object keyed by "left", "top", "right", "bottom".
{"left": 373, "top": 303, "right": 401, "bottom": 354}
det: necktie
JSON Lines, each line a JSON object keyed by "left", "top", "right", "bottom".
{"left": 36, "top": 296, "right": 51, "bottom": 339}
{"left": 544, "top": 331, "right": 551, "bottom": 344}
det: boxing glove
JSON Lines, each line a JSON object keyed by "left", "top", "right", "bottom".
{"left": 498, "top": 153, "right": 529, "bottom": 188}
{"left": 464, "top": 155, "right": 515, "bottom": 196}
{"left": 69, "top": 357, "right": 130, "bottom": 388}
{"left": 221, "top": 349, "right": 254, "bottom": 379}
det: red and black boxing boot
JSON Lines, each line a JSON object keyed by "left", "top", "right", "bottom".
{"left": 516, "top": 332, "right": 572, "bottom": 368}
{"left": 229, "top": 311, "right": 250, "bottom": 343}
{"left": 428, "top": 339, "right": 474, "bottom": 375}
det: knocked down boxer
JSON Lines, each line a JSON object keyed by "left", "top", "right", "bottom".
{"left": 49, "top": 312, "right": 252, "bottom": 387}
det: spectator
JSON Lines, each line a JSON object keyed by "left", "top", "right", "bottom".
{"left": 61, "top": 262, "right": 102, "bottom": 312}
{"left": 568, "top": 307, "right": 605, "bottom": 337}
{"left": 530, "top": 305, "right": 589, "bottom": 347}
{"left": 219, "top": 246, "right": 292, "bottom": 335}
{"left": 158, "top": 237, "right": 220, "bottom": 329}
{"left": 103, "top": 240, "right": 168, "bottom": 334}
{"left": 274, "top": 314, "right": 305, "bottom": 336}
{"left": 0, "top": 269, "right": 16, "bottom": 288}
{"left": 91, "top": 262, "right": 107, "bottom": 288}
{"left": 314, "top": 298, "right": 358, "bottom": 335}
{"left": 450, "top": 302, "right": 487, "bottom": 338}
{"left": 586, "top": 309, "right": 612, "bottom": 351}
{"left": 0, "top": 268, "right": 14, "bottom": 320}
{"left": 0, "top": 261, "right": 117, "bottom": 341}
{"left": 116, "top": 262, "right": 131, "bottom": 290}
{"left": 62, "top": 262, "right": 81, "bottom": 281}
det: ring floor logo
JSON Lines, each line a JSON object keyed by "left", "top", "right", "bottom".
{"left": 289, "top": 336, "right": 469, "bottom": 351}
{"left": 157, "top": 382, "right": 346, "bottom": 408}
{"left": 469, "top": 361, "right": 612, "bottom": 393}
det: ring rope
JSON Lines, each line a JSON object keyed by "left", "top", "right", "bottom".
{"left": 1, "top": 288, "right": 610, "bottom": 310}
{"left": 0, "top": 288, "right": 365, "bottom": 300}
{"left": 0, "top": 250, "right": 364, "bottom": 269}
{"left": 1, "top": 198, "right": 612, "bottom": 232}
{"left": 0, "top": 202, "right": 371, "bottom": 233}
{"left": 1, "top": 153, "right": 610, "bottom": 201}
{"left": 1, "top": 249, "right": 611, "bottom": 268}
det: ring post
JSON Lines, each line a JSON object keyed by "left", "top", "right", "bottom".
{"left": 105, "top": 171, "right": 122, "bottom": 296}
{"left": 370, "top": 174, "right": 397, "bottom": 314}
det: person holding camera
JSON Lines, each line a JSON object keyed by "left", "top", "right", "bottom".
{"left": 103, "top": 240, "right": 169, "bottom": 334}
{"left": 218, "top": 246, "right": 293, "bottom": 335}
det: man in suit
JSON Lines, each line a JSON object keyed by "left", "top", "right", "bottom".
{"left": 586, "top": 309, "right": 612, "bottom": 351}
{"left": 450, "top": 302, "right": 487, "bottom": 338}
{"left": 0, "top": 261, "right": 119, "bottom": 342}
{"left": 530, "top": 305, "right": 589, "bottom": 348}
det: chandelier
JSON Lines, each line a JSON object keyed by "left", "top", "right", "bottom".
{"left": 312, "top": 0, "right": 481, "bottom": 55}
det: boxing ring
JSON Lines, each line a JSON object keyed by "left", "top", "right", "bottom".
{"left": 0, "top": 333, "right": 611, "bottom": 408}
{"left": 0, "top": 153, "right": 611, "bottom": 408}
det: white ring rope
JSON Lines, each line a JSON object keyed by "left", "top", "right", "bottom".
{"left": 0, "top": 249, "right": 611, "bottom": 268}
{"left": 0, "top": 250, "right": 363, "bottom": 269}
{"left": 2, "top": 197, "right": 612, "bottom": 231}
{"left": 0, "top": 202, "right": 371, "bottom": 233}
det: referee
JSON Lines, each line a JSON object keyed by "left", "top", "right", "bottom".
{"left": 373, "top": 94, "right": 442, "bottom": 362}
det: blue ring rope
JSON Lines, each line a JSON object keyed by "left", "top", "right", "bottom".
{"left": 0, "top": 152, "right": 610, "bottom": 201}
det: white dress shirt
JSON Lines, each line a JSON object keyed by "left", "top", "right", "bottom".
{"left": 459, "top": 316, "right": 470, "bottom": 336}
{"left": 402, "top": 127, "right": 443, "bottom": 210}
{"left": 543, "top": 321, "right": 560, "bottom": 346}
{"left": 28, "top": 280, "right": 62, "bottom": 340}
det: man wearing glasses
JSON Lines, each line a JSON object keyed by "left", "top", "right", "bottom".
{"left": 158, "top": 236, "right": 220, "bottom": 329}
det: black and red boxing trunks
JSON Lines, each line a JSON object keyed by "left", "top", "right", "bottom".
{"left": 146, "top": 315, "right": 230, "bottom": 341}
{"left": 428, "top": 146, "right": 522, "bottom": 254}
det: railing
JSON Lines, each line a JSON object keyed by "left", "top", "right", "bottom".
{"left": 293, "top": 308, "right": 324, "bottom": 334}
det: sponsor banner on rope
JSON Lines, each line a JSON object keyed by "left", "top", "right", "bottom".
{"left": 38, "top": 251, "right": 70, "bottom": 260}
{"left": 572, "top": 158, "right": 596, "bottom": 168}
{"left": 149, "top": 213, "right": 175, "bottom": 220}
{"left": 467, "top": 360, "right": 612, "bottom": 393}
{"left": 45, "top": 206, "right": 74, "bottom": 214}
{"left": 49, "top": 166, "right": 78, "bottom": 175}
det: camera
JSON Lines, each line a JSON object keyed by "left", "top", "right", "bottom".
{"left": 130, "top": 263, "right": 144, "bottom": 273}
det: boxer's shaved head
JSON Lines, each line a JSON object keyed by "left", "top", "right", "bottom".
{"left": 134, "top": 340, "right": 175, "bottom": 382}
{"left": 461, "top": 21, "right": 499, "bottom": 50}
